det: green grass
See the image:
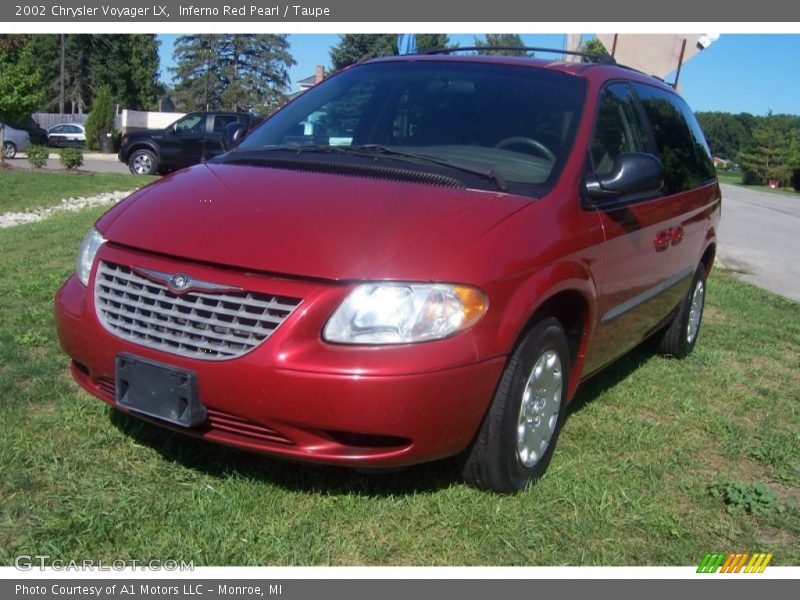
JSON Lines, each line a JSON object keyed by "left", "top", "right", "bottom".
{"left": 0, "top": 169, "right": 152, "bottom": 214}
{"left": 0, "top": 202, "right": 798, "bottom": 566}
{"left": 717, "top": 173, "right": 800, "bottom": 197}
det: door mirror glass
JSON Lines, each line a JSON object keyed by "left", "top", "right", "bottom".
{"left": 223, "top": 123, "right": 247, "bottom": 150}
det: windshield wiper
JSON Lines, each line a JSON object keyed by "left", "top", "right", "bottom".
{"left": 233, "top": 144, "right": 510, "bottom": 192}
{"left": 349, "top": 144, "right": 510, "bottom": 192}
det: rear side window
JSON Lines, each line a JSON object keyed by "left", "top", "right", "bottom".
{"left": 591, "top": 83, "right": 650, "bottom": 176}
{"left": 213, "top": 115, "right": 239, "bottom": 133}
{"left": 633, "top": 84, "right": 715, "bottom": 194}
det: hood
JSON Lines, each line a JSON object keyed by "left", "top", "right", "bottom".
{"left": 97, "top": 163, "right": 530, "bottom": 281}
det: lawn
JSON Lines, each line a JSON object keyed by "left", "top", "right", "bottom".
{"left": 717, "top": 172, "right": 800, "bottom": 197}
{"left": 0, "top": 169, "right": 152, "bottom": 214}
{"left": 0, "top": 192, "right": 798, "bottom": 566}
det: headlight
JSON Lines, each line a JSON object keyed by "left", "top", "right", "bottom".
{"left": 323, "top": 283, "right": 487, "bottom": 345}
{"left": 76, "top": 227, "right": 106, "bottom": 286}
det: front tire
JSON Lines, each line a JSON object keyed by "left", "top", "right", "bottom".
{"left": 656, "top": 264, "right": 707, "bottom": 358}
{"left": 462, "top": 318, "right": 570, "bottom": 493}
{"left": 3, "top": 141, "right": 17, "bottom": 159}
{"left": 128, "top": 149, "right": 158, "bottom": 175}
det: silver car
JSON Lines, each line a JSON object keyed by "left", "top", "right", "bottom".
{"left": 48, "top": 123, "right": 87, "bottom": 148}
{"left": 1, "top": 122, "right": 30, "bottom": 159}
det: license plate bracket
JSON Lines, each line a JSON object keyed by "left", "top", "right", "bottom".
{"left": 115, "top": 354, "right": 206, "bottom": 428}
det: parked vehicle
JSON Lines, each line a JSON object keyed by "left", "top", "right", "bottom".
{"left": 1, "top": 122, "right": 31, "bottom": 158}
{"left": 48, "top": 123, "right": 87, "bottom": 147}
{"left": 118, "top": 111, "right": 256, "bottom": 175}
{"left": 55, "top": 51, "right": 720, "bottom": 492}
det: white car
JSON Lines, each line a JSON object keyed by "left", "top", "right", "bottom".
{"left": 1, "top": 122, "right": 30, "bottom": 159}
{"left": 48, "top": 123, "right": 87, "bottom": 148}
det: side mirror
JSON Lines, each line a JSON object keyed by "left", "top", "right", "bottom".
{"left": 223, "top": 122, "right": 247, "bottom": 150}
{"left": 585, "top": 152, "right": 663, "bottom": 202}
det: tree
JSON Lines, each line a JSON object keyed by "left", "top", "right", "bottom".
{"left": 84, "top": 85, "right": 116, "bottom": 151}
{"left": 25, "top": 34, "right": 160, "bottom": 113}
{"left": 172, "top": 35, "right": 294, "bottom": 112}
{"left": 739, "top": 115, "right": 790, "bottom": 186}
{"left": 416, "top": 34, "right": 452, "bottom": 53}
{"left": 474, "top": 34, "right": 528, "bottom": 56}
{"left": 579, "top": 38, "right": 610, "bottom": 61}
{"left": 330, "top": 34, "right": 397, "bottom": 70}
{"left": 695, "top": 111, "right": 753, "bottom": 159}
{"left": 218, "top": 35, "right": 294, "bottom": 112}
{"left": 90, "top": 35, "right": 160, "bottom": 110}
{"left": 0, "top": 35, "right": 43, "bottom": 163}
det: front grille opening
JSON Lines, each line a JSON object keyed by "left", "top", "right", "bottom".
{"left": 325, "top": 430, "right": 412, "bottom": 449}
{"left": 94, "top": 261, "right": 302, "bottom": 360}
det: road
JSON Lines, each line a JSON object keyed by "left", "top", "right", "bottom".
{"left": 717, "top": 183, "right": 800, "bottom": 302}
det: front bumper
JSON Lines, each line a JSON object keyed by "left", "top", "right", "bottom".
{"left": 54, "top": 246, "right": 505, "bottom": 467}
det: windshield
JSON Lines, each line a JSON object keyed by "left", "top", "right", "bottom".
{"left": 236, "top": 60, "right": 587, "bottom": 195}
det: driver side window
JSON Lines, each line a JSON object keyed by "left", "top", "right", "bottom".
{"left": 174, "top": 115, "right": 205, "bottom": 135}
{"left": 591, "top": 83, "right": 649, "bottom": 176}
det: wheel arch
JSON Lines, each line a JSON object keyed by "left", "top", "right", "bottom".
{"left": 125, "top": 142, "right": 161, "bottom": 163}
{"left": 495, "top": 261, "right": 598, "bottom": 398}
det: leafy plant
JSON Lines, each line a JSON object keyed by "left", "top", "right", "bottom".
{"left": 709, "top": 481, "right": 781, "bottom": 515}
{"left": 25, "top": 144, "right": 48, "bottom": 168}
{"left": 84, "top": 85, "right": 116, "bottom": 151}
{"left": 59, "top": 147, "right": 83, "bottom": 170}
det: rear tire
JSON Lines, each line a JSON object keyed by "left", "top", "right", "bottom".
{"left": 2, "top": 141, "right": 17, "bottom": 159}
{"left": 656, "top": 264, "right": 707, "bottom": 358}
{"left": 462, "top": 318, "right": 570, "bottom": 493}
{"left": 128, "top": 149, "right": 158, "bottom": 175}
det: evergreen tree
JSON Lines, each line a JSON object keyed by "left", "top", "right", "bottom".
{"left": 90, "top": 35, "right": 160, "bottom": 110}
{"left": 84, "top": 85, "right": 116, "bottom": 151}
{"left": 330, "top": 34, "right": 397, "bottom": 70}
{"left": 416, "top": 34, "right": 452, "bottom": 53}
{"left": 579, "top": 38, "right": 610, "bottom": 61}
{"left": 474, "top": 34, "right": 528, "bottom": 56}
{"left": 172, "top": 35, "right": 294, "bottom": 112}
{"left": 25, "top": 34, "right": 159, "bottom": 113}
{"left": 739, "top": 115, "right": 790, "bottom": 185}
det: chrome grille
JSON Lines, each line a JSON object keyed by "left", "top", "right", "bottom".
{"left": 94, "top": 261, "right": 301, "bottom": 360}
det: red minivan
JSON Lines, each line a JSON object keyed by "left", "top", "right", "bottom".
{"left": 55, "top": 52, "right": 720, "bottom": 492}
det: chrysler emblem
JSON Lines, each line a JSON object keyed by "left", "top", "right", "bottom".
{"left": 170, "top": 273, "right": 191, "bottom": 290}
{"left": 132, "top": 266, "right": 243, "bottom": 295}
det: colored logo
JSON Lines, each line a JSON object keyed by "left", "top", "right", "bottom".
{"left": 697, "top": 552, "right": 773, "bottom": 573}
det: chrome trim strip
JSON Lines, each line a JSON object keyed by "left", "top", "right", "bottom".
{"left": 133, "top": 266, "right": 244, "bottom": 295}
{"left": 601, "top": 266, "right": 694, "bottom": 324}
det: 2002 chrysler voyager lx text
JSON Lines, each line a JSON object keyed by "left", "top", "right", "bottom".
{"left": 55, "top": 51, "right": 721, "bottom": 492}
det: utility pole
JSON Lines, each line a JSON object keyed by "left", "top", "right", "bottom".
{"left": 59, "top": 34, "right": 65, "bottom": 114}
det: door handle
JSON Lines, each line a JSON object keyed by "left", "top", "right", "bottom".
{"left": 654, "top": 226, "right": 684, "bottom": 252}
{"left": 654, "top": 230, "right": 672, "bottom": 252}
{"left": 670, "top": 225, "right": 684, "bottom": 246}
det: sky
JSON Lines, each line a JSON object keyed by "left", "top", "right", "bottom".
{"left": 157, "top": 33, "right": 800, "bottom": 116}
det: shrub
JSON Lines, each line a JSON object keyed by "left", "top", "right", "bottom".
{"left": 59, "top": 147, "right": 84, "bottom": 170}
{"left": 84, "top": 85, "right": 116, "bottom": 151}
{"left": 26, "top": 145, "right": 49, "bottom": 169}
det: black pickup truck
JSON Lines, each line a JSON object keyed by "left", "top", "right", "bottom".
{"left": 118, "top": 111, "right": 257, "bottom": 175}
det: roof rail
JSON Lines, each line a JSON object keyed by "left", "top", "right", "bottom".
{"left": 423, "top": 46, "right": 616, "bottom": 64}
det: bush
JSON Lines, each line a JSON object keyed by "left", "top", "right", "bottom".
{"left": 84, "top": 85, "right": 116, "bottom": 151}
{"left": 59, "top": 147, "right": 84, "bottom": 170}
{"left": 26, "top": 145, "right": 49, "bottom": 168}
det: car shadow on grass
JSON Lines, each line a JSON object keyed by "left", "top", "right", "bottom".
{"left": 107, "top": 342, "right": 658, "bottom": 497}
